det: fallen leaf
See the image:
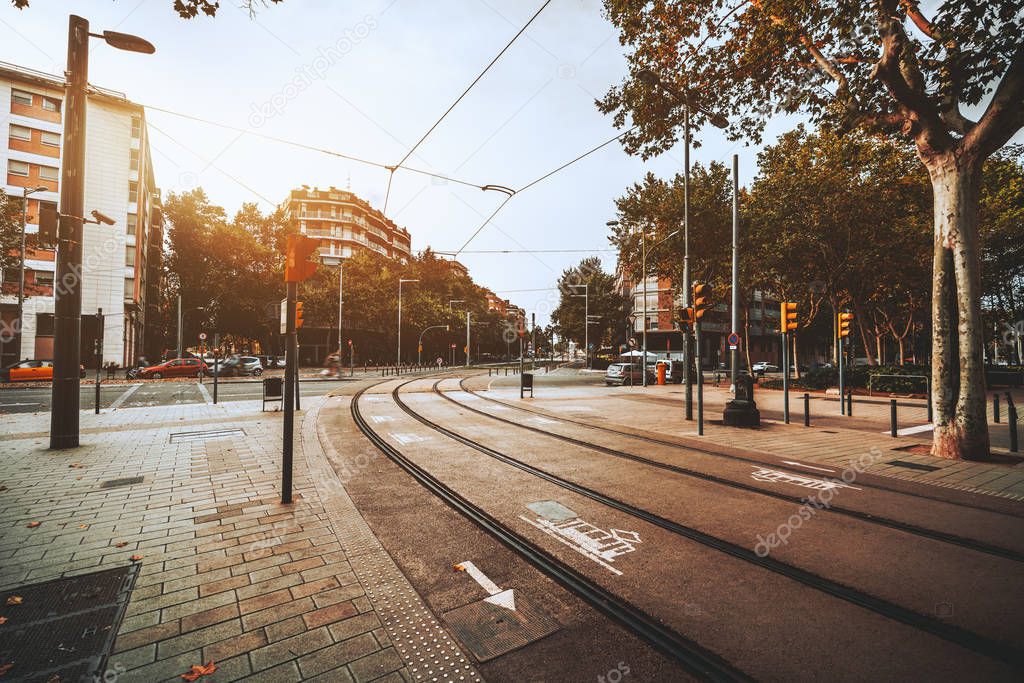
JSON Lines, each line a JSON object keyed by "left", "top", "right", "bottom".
{"left": 453, "top": 564, "right": 465, "bottom": 572}
{"left": 0, "top": 662, "right": 13, "bottom": 676}
{"left": 180, "top": 661, "right": 217, "bottom": 681}
{"left": 78, "top": 524, "right": 88, "bottom": 530}
{"left": 3, "top": 597, "right": 18, "bottom": 606}
{"left": 69, "top": 463, "right": 85, "bottom": 469}
{"left": 26, "top": 522, "right": 40, "bottom": 528}
{"left": 0, "top": 616, "right": 7, "bottom": 624}
{"left": 0, "top": 486, "right": 7, "bottom": 492}
{"left": 130, "top": 555, "right": 143, "bottom": 562}
{"left": 115, "top": 542, "right": 128, "bottom": 548}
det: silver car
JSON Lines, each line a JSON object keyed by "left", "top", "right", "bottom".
{"left": 604, "top": 362, "right": 651, "bottom": 386}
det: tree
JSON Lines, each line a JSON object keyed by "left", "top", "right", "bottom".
{"left": 551, "top": 257, "right": 625, "bottom": 353}
{"left": 0, "top": 190, "right": 25, "bottom": 277}
{"left": 980, "top": 149, "right": 1024, "bottom": 361}
{"left": 599, "top": 0, "right": 1024, "bottom": 459}
{"left": 11, "top": 0, "right": 283, "bottom": 18}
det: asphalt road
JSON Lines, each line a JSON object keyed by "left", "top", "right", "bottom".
{"left": 0, "top": 378, "right": 351, "bottom": 414}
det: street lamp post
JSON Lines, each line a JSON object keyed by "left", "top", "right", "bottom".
{"left": 418, "top": 324, "right": 449, "bottom": 365}
{"left": 50, "top": 16, "right": 153, "bottom": 449}
{"left": 14, "top": 185, "right": 48, "bottom": 360}
{"left": 397, "top": 278, "right": 419, "bottom": 365}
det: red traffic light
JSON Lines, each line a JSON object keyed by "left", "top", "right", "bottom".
{"left": 285, "top": 234, "right": 319, "bottom": 283}
{"left": 781, "top": 302, "right": 798, "bottom": 332}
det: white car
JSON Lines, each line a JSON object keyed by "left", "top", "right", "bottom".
{"left": 752, "top": 361, "right": 779, "bottom": 374}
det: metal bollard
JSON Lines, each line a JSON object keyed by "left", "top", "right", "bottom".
{"left": 803, "top": 393, "right": 810, "bottom": 427}
{"left": 994, "top": 393, "right": 1000, "bottom": 423}
{"left": 847, "top": 390, "right": 853, "bottom": 416}
{"left": 890, "top": 399, "right": 897, "bottom": 438}
{"left": 1007, "top": 392, "right": 1018, "bottom": 453}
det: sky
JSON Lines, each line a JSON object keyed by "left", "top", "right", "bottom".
{"left": 0, "top": 0, "right": 802, "bottom": 326}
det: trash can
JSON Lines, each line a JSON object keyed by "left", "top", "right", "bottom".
{"left": 521, "top": 372, "right": 534, "bottom": 399}
{"left": 263, "top": 377, "right": 284, "bottom": 411}
{"left": 657, "top": 362, "right": 667, "bottom": 385}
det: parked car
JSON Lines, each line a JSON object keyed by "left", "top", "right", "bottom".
{"left": 1, "top": 360, "right": 86, "bottom": 382}
{"left": 256, "top": 355, "right": 284, "bottom": 369}
{"left": 138, "top": 357, "right": 209, "bottom": 379}
{"left": 653, "top": 359, "right": 685, "bottom": 383}
{"left": 752, "top": 361, "right": 780, "bottom": 375}
{"left": 209, "top": 355, "right": 263, "bottom": 377}
{"left": 604, "top": 362, "right": 653, "bottom": 386}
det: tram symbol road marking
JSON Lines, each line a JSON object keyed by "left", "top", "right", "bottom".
{"left": 780, "top": 460, "right": 835, "bottom": 473}
{"left": 751, "top": 467, "right": 861, "bottom": 491}
{"left": 519, "top": 515, "right": 641, "bottom": 576}
{"left": 453, "top": 561, "right": 516, "bottom": 611}
{"left": 365, "top": 396, "right": 387, "bottom": 402}
{"left": 389, "top": 432, "right": 430, "bottom": 445}
{"left": 371, "top": 415, "right": 394, "bottom": 423}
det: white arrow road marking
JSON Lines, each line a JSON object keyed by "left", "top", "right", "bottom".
{"left": 454, "top": 561, "right": 516, "bottom": 611}
{"left": 0, "top": 402, "right": 41, "bottom": 407}
{"left": 371, "top": 415, "right": 394, "bottom": 423}
{"left": 780, "top": 460, "right": 835, "bottom": 473}
{"left": 884, "top": 423, "right": 934, "bottom": 436}
{"left": 389, "top": 432, "right": 429, "bottom": 445}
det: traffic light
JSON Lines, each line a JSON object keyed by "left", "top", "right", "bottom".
{"left": 285, "top": 234, "right": 319, "bottom": 283}
{"left": 38, "top": 203, "right": 58, "bottom": 245}
{"left": 347, "top": 339, "right": 353, "bottom": 347}
{"left": 781, "top": 302, "right": 798, "bottom": 332}
{"left": 693, "top": 283, "right": 713, "bottom": 320}
{"left": 678, "top": 307, "right": 694, "bottom": 324}
{"left": 839, "top": 311, "right": 854, "bottom": 338}
{"left": 295, "top": 301, "right": 305, "bottom": 329}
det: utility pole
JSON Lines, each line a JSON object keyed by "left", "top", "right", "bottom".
{"left": 282, "top": 281, "right": 297, "bottom": 504}
{"left": 93, "top": 308, "right": 103, "bottom": 415}
{"left": 337, "top": 262, "right": 343, "bottom": 357}
{"left": 683, "top": 105, "right": 693, "bottom": 419}
{"left": 465, "top": 310, "right": 470, "bottom": 367}
{"left": 176, "top": 293, "right": 183, "bottom": 359}
{"left": 641, "top": 229, "right": 648, "bottom": 387}
{"left": 49, "top": 16, "right": 89, "bottom": 449}
{"left": 531, "top": 312, "right": 536, "bottom": 371}
{"left": 730, "top": 154, "right": 740, "bottom": 390}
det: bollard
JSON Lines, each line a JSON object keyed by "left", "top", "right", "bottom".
{"left": 994, "top": 393, "right": 1000, "bottom": 423}
{"left": 890, "top": 399, "right": 897, "bottom": 437}
{"left": 1007, "top": 392, "right": 1018, "bottom": 453}
{"left": 847, "top": 390, "right": 853, "bottom": 416}
{"left": 803, "top": 393, "right": 810, "bottom": 427}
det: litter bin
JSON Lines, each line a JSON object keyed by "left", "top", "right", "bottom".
{"left": 263, "top": 377, "right": 283, "bottom": 411}
{"left": 656, "top": 362, "right": 666, "bottom": 385}
{"left": 521, "top": 372, "right": 534, "bottom": 399}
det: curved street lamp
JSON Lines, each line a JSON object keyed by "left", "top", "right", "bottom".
{"left": 417, "top": 324, "right": 450, "bottom": 365}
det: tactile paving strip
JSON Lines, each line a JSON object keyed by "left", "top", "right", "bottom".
{"left": 303, "top": 398, "right": 482, "bottom": 682}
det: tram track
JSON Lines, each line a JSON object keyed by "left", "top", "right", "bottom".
{"left": 379, "top": 377, "right": 1024, "bottom": 668}
{"left": 350, "top": 379, "right": 752, "bottom": 682}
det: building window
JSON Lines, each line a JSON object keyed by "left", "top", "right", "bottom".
{"left": 12, "top": 89, "right": 33, "bottom": 106}
{"left": 128, "top": 181, "right": 138, "bottom": 203}
{"left": 41, "top": 130, "right": 60, "bottom": 147}
{"left": 34, "top": 270, "right": 54, "bottom": 287}
{"left": 37, "top": 201, "right": 57, "bottom": 223}
{"left": 8, "top": 160, "right": 29, "bottom": 176}
{"left": 39, "top": 165, "right": 59, "bottom": 181}
{"left": 125, "top": 246, "right": 136, "bottom": 268}
{"left": 41, "top": 97, "right": 61, "bottom": 113}
{"left": 129, "top": 149, "right": 139, "bottom": 170}
{"left": 36, "top": 313, "right": 54, "bottom": 336}
{"left": 9, "top": 124, "right": 31, "bottom": 141}
{"left": 126, "top": 213, "right": 137, "bottom": 236}
{"left": 131, "top": 116, "right": 141, "bottom": 138}
{"left": 124, "top": 278, "right": 135, "bottom": 299}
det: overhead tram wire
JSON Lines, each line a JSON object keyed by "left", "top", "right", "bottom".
{"left": 453, "top": 125, "right": 638, "bottom": 256}
{"left": 381, "top": 0, "right": 554, "bottom": 214}
{"left": 141, "top": 103, "right": 489, "bottom": 191}
{"left": 434, "top": 248, "right": 616, "bottom": 254}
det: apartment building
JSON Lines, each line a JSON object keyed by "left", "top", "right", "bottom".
{"left": 0, "top": 61, "right": 162, "bottom": 369}
{"left": 281, "top": 186, "right": 412, "bottom": 263}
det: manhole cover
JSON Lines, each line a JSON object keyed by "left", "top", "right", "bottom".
{"left": 526, "top": 501, "right": 577, "bottom": 522}
{"left": 887, "top": 459, "right": 941, "bottom": 472}
{"left": 0, "top": 565, "right": 139, "bottom": 682}
{"left": 99, "top": 476, "right": 145, "bottom": 489}
{"left": 169, "top": 428, "right": 245, "bottom": 443}
{"left": 441, "top": 594, "right": 559, "bottom": 662}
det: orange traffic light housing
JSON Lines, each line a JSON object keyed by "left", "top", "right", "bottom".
{"left": 38, "top": 204, "right": 58, "bottom": 245}
{"left": 838, "top": 312, "right": 854, "bottom": 338}
{"left": 295, "top": 300, "right": 305, "bottom": 329}
{"left": 285, "top": 234, "right": 320, "bottom": 283}
{"left": 781, "top": 302, "right": 798, "bottom": 332}
{"left": 678, "top": 307, "right": 694, "bottom": 325}
{"left": 693, "top": 283, "right": 713, "bottom": 320}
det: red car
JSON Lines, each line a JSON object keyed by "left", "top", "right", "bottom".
{"left": 138, "top": 357, "right": 209, "bottom": 379}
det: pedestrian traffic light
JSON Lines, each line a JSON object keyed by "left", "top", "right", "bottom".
{"left": 285, "top": 234, "right": 319, "bottom": 282}
{"left": 295, "top": 301, "right": 305, "bottom": 329}
{"left": 38, "top": 204, "right": 58, "bottom": 245}
{"left": 781, "top": 302, "right": 798, "bottom": 332}
{"left": 347, "top": 339, "right": 352, "bottom": 346}
{"left": 678, "top": 307, "right": 694, "bottom": 324}
{"left": 839, "top": 311, "right": 854, "bottom": 338}
{"left": 693, "top": 283, "right": 713, "bottom": 319}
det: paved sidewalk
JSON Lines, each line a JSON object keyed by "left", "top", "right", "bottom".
{"left": 481, "top": 380, "right": 1024, "bottom": 501}
{"left": 0, "top": 397, "right": 477, "bottom": 682}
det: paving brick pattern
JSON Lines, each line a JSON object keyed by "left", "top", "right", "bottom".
{"left": 0, "top": 397, "right": 475, "bottom": 682}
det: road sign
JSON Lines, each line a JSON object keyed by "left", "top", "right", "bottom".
{"left": 198, "top": 333, "right": 207, "bottom": 341}
{"left": 279, "top": 298, "right": 288, "bottom": 334}
{"left": 628, "top": 337, "right": 637, "bottom": 348}
{"left": 727, "top": 332, "right": 740, "bottom": 346}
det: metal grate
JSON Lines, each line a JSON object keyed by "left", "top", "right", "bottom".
{"left": 169, "top": 428, "right": 245, "bottom": 443}
{"left": 0, "top": 565, "right": 139, "bottom": 682}
{"left": 441, "top": 594, "right": 559, "bottom": 662}
{"left": 99, "top": 476, "right": 145, "bottom": 489}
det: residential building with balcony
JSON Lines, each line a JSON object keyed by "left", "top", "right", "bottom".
{"left": 281, "top": 186, "right": 412, "bottom": 264}
{"left": 0, "top": 61, "right": 162, "bottom": 369}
